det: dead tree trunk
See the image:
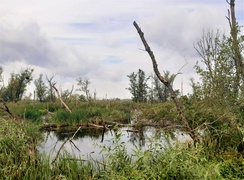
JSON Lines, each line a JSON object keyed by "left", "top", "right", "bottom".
{"left": 52, "top": 83, "right": 72, "bottom": 113}
{"left": 133, "top": 21, "right": 199, "bottom": 144}
{"left": 226, "top": 0, "right": 244, "bottom": 95}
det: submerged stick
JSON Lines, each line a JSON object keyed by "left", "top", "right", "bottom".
{"left": 51, "top": 126, "right": 81, "bottom": 164}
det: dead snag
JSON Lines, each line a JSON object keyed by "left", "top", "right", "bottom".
{"left": 133, "top": 21, "right": 199, "bottom": 144}
{"left": 226, "top": 0, "right": 244, "bottom": 93}
{"left": 52, "top": 83, "right": 72, "bottom": 113}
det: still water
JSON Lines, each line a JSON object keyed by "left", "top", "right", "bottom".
{"left": 38, "top": 126, "right": 191, "bottom": 161}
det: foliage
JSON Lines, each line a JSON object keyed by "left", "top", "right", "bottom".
{"left": 1, "top": 68, "right": 34, "bottom": 102}
{"left": 127, "top": 69, "right": 150, "bottom": 102}
{"left": 0, "top": 118, "right": 42, "bottom": 179}
{"left": 151, "top": 71, "right": 179, "bottom": 102}
{"left": 96, "top": 130, "right": 244, "bottom": 179}
{"left": 34, "top": 73, "right": 47, "bottom": 102}
{"left": 194, "top": 28, "right": 244, "bottom": 104}
{"left": 0, "top": 115, "right": 243, "bottom": 179}
{"left": 182, "top": 94, "right": 244, "bottom": 154}
{"left": 191, "top": 24, "right": 244, "bottom": 154}
{"left": 51, "top": 100, "right": 133, "bottom": 124}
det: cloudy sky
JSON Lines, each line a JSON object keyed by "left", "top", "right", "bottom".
{"left": 0, "top": 0, "right": 243, "bottom": 99}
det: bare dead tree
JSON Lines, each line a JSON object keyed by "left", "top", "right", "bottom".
{"left": 226, "top": 0, "right": 244, "bottom": 94}
{"left": 61, "top": 85, "right": 74, "bottom": 100}
{"left": 46, "top": 74, "right": 56, "bottom": 102}
{"left": 133, "top": 21, "right": 199, "bottom": 144}
{"left": 52, "top": 83, "right": 72, "bottom": 113}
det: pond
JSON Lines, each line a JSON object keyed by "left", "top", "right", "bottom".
{"left": 38, "top": 126, "right": 192, "bottom": 161}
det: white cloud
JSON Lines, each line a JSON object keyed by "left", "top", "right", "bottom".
{"left": 0, "top": 0, "right": 243, "bottom": 99}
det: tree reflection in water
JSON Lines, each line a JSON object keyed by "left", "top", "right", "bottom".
{"left": 38, "top": 126, "right": 190, "bottom": 160}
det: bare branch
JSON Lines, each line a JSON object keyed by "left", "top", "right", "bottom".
{"left": 52, "top": 83, "right": 72, "bottom": 113}
{"left": 176, "top": 61, "right": 188, "bottom": 76}
{"left": 133, "top": 21, "right": 199, "bottom": 144}
{"left": 51, "top": 126, "right": 81, "bottom": 164}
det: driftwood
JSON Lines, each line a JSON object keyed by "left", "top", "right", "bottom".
{"left": 133, "top": 21, "right": 199, "bottom": 144}
{"left": 52, "top": 83, "right": 72, "bottom": 113}
{"left": 41, "top": 118, "right": 184, "bottom": 132}
{"left": 88, "top": 123, "right": 107, "bottom": 129}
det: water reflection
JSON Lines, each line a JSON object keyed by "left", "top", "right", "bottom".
{"left": 38, "top": 126, "right": 191, "bottom": 161}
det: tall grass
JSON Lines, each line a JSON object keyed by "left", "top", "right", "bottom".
{"left": 4, "top": 100, "right": 185, "bottom": 125}
{"left": 0, "top": 117, "right": 42, "bottom": 178}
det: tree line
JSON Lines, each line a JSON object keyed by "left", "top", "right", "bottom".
{"left": 0, "top": 64, "right": 178, "bottom": 103}
{"left": 0, "top": 68, "right": 92, "bottom": 103}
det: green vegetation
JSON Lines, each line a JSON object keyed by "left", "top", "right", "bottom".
{"left": 0, "top": 79, "right": 244, "bottom": 179}
{"left": 0, "top": 118, "right": 243, "bottom": 179}
{"left": 1, "top": 68, "right": 34, "bottom": 102}
{"left": 127, "top": 69, "right": 150, "bottom": 102}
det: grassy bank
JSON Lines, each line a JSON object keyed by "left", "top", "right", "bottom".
{"left": 2, "top": 100, "right": 180, "bottom": 125}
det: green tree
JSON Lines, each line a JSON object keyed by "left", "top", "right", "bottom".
{"left": 127, "top": 69, "right": 149, "bottom": 102}
{"left": 127, "top": 72, "right": 137, "bottom": 101}
{"left": 76, "top": 77, "right": 91, "bottom": 101}
{"left": 152, "top": 70, "right": 178, "bottom": 102}
{"left": 34, "top": 74, "right": 47, "bottom": 102}
{"left": 193, "top": 0, "right": 243, "bottom": 103}
{"left": 194, "top": 29, "right": 243, "bottom": 103}
{"left": 1, "top": 68, "right": 34, "bottom": 102}
{"left": 190, "top": 0, "right": 244, "bottom": 152}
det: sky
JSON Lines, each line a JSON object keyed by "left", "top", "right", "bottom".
{"left": 0, "top": 0, "right": 243, "bottom": 99}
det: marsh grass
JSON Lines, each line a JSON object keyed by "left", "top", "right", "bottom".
{"left": 0, "top": 117, "right": 42, "bottom": 179}
{"left": 4, "top": 100, "right": 181, "bottom": 125}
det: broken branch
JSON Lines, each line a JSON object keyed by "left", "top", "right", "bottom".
{"left": 133, "top": 21, "right": 199, "bottom": 144}
{"left": 52, "top": 83, "right": 72, "bottom": 113}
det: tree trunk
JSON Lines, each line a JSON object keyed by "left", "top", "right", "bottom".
{"left": 226, "top": 0, "right": 244, "bottom": 96}
{"left": 133, "top": 21, "right": 199, "bottom": 144}
{"left": 52, "top": 83, "right": 72, "bottom": 113}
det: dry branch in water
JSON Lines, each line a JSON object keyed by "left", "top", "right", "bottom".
{"left": 51, "top": 126, "right": 81, "bottom": 164}
{"left": 133, "top": 21, "right": 199, "bottom": 144}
